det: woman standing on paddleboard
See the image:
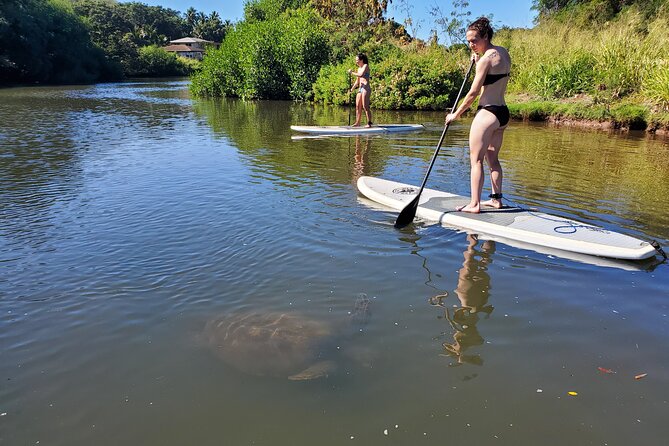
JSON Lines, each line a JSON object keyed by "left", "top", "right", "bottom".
{"left": 348, "top": 54, "right": 373, "bottom": 128}
{"left": 445, "top": 17, "right": 511, "bottom": 214}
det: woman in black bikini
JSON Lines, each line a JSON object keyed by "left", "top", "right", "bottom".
{"left": 445, "top": 17, "right": 511, "bottom": 214}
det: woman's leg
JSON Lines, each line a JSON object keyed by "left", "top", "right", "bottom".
{"left": 361, "top": 88, "right": 372, "bottom": 127}
{"left": 481, "top": 127, "right": 506, "bottom": 208}
{"left": 353, "top": 92, "right": 362, "bottom": 126}
{"left": 457, "top": 110, "right": 499, "bottom": 213}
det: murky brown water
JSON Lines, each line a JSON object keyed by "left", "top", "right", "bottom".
{"left": 1, "top": 80, "right": 668, "bottom": 445}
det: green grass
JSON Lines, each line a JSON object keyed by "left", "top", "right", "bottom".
{"left": 508, "top": 99, "right": 656, "bottom": 130}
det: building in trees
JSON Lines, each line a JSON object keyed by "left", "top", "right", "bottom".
{"left": 163, "top": 37, "right": 218, "bottom": 60}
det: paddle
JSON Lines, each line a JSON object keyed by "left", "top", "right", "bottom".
{"left": 394, "top": 58, "right": 476, "bottom": 229}
{"left": 348, "top": 72, "right": 353, "bottom": 126}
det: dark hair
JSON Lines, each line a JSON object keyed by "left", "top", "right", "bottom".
{"left": 356, "top": 53, "right": 369, "bottom": 64}
{"left": 468, "top": 17, "right": 494, "bottom": 41}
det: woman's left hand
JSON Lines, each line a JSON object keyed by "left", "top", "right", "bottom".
{"left": 445, "top": 113, "right": 457, "bottom": 125}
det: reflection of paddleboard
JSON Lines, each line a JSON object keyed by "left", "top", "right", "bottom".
{"left": 357, "top": 176, "right": 658, "bottom": 261}
{"left": 290, "top": 124, "right": 424, "bottom": 135}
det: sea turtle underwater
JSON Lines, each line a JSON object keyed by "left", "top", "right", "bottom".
{"left": 202, "top": 295, "right": 372, "bottom": 381}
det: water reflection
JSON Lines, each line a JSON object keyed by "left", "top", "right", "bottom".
{"left": 350, "top": 135, "right": 371, "bottom": 184}
{"left": 431, "top": 234, "right": 496, "bottom": 366}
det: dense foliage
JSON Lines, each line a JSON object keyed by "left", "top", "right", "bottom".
{"left": 71, "top": 0, "right": 227, "bottom": 78}
{"left": 532, "top": 0, "right": 667, "bottom": 21}
{"left": 0, "top": 0, "right": 228, "bottom": 84}
{"left": 190, "top": 2, "right": 330, "bottom": 100}
{"left": 133, "top": 45, "right": 194, "bottom": 77}
{"left": 190, "top": 0, "right": 462, "bottom": 106}
{"left": 0, "top": 0, "right": 111, "bottom": 83}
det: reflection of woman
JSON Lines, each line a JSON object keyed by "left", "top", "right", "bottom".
{"left": 445, "top": 17, "right": 511, "bottom": 213}
{"left": 443, "top": 234, "right": 495, "bottom": 365}
{"left": 351, "top": 135, "right": 369, "bottom": 184}
{"left": 348, "top": 54, "right": 373, "bottom": 128}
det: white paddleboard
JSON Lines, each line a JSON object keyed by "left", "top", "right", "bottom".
{"left": 290, "top": 124, "right": 424, "bottom": 135}
{"left": 357, "top": 176, "right": 658, "bottom": 261}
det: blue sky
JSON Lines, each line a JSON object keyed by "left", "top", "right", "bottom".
{"left": 129, "top": 0, "right": 537, "bottom": 40}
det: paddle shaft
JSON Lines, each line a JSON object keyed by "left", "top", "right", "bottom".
{"left": 348, "top": 72, "right": 353, "bottom": 126}
{"left": 394, "top": 58, "right": 476, "bottom": 228}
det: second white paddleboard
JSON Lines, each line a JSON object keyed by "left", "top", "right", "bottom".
{"left": 290, "top": 124, "right": 424, "bottom": 135}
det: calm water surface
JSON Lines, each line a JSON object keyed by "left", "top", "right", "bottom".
{"left": 1, "top": 80, "right": 668, "bottom": 445}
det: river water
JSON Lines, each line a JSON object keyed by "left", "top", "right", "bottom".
{"left": 1, "top": 80, "right": 668, "bottom": 445}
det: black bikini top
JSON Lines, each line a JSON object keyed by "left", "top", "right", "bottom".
{"left": 483, "top": 72, "right": 510, "bottom": 86}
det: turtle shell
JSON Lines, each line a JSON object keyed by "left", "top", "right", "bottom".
{"left": 203, "top": 312, "right": 334, "bottom": 378}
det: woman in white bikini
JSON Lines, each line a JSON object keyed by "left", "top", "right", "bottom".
{"left": 445, "top": 17, "right": 511, "bottom": 214}
{"left": 348, "top": 53, "right": 373, "bottom": 128}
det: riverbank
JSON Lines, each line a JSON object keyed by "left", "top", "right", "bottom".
{"left": 507, "top": 94, "right": 669, "bottom": 136}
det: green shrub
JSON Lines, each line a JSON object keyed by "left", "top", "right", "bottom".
{"left": 129, "top": 45, "right": 192, "bottom": 77}
{"left": 190, "top": 7, "right": 329, "bottom": 99}
{"left": 312, "top": 63, "right": 351, "bottom": 105}
{"left": 314, "top": 46, "right": 466, "bottom": 110}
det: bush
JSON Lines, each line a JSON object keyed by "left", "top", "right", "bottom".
{"left": 129, "top": 46, "right": 192, "bottom": 77}
{"left": 312, "top": 63, "right": 351, "bottom": 105}
{"left": 313, "top": 46, "right": 467, "bottom": 110}
{"left": 190, "top": 6, "right": 329, "bottom": 99}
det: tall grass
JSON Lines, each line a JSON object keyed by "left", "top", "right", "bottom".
{"left": 498, "top": 6, "right": 669, "bottom": 108}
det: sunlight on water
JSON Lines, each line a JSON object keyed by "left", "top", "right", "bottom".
{"left": 1, "top": 81, "right": 668, "bottom": 446}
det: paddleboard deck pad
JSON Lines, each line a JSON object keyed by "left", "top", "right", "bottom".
{"left": 357, "top": 176, "right": 658, "bottom": 260}
{"left": 290, "top": 124, "right": 424, "bottom": 134}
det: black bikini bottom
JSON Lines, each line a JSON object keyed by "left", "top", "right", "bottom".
{"left": 477, "top": 105, "right": 510, "bottom": 127}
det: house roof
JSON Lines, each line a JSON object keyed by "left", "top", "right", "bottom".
{"left": 163, "top": 44, "right": 204, "bottom": 52}
{"left": 169, "top": 37, "right": 213, "bottom": 44}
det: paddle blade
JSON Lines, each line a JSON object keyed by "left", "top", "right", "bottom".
{"left": 394, "top": 195, "right": 420, "bottom": 228}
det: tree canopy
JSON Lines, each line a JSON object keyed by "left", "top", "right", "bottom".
{"left": 1, "top": 0, "right": 112, "bottom": 83}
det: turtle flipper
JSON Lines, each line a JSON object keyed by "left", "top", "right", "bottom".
{"left": 288, "top": 360, "right": 336, "bottom": 381}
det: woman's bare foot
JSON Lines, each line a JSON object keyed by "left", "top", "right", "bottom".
{"left": 481, "top": 198, "right": 503, "bottom": 209}
{"left": 351, "top": 123, "right": 360, "bottom": 127}
{"left": 456, "top": 203, "right": 480, "bottom": 213}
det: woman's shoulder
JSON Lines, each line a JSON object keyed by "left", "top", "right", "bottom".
{"left": 483, "top": 46, "right": 511, "bottom": 66}
{"left": 492, "top": 45, "right": 511, "bottom": 60}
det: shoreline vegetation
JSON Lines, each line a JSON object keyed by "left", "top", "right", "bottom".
{"left": 3, "top": 0, "right": 669, "bottom": 135}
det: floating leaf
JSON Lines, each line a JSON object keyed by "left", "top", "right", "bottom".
{"left": 634, "top": 373, "right": 648, "bottom": 380}
{"left": 568, "top": 391, "right": 578, "bottom": 396}
{"left": 598, "top": 367, "right": 615, "bottom": 374}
